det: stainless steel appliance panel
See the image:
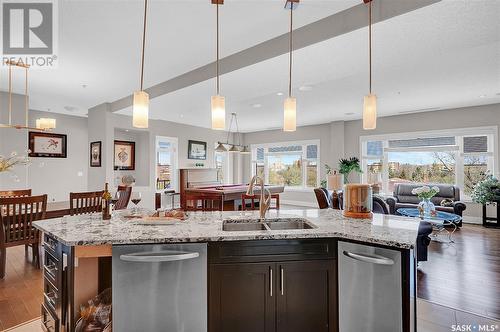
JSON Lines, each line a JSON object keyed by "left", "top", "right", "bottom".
{"left": 113, "top": 243, "right": 207, "bottom": 332}
{"left": 338, "top": 241, "right": 402, "bottom": 332}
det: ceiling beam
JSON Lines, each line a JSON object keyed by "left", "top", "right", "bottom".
{"left": 109, "top": 0, "right": 440, "bottom": 112}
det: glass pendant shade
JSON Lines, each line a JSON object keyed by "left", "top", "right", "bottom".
{"left": 35, "top": 118, "right": 56, "bottom": 130}
{"left": 240, "top": 146, "right": 250, "bottom": 154}
{"left": 211, "top": 95, "right": 225, "bottom": 130}
{"left": 363, "top": 94, "right": 377, "bottom": 130}
{"left": 215, "top": 142, "right": 227, "bottom": 152}
{"left": 283, "top": 97, "right": 296, "bottom": 132}
{"left": 133, "top": 90, "right": 149, "bottom": 128}
{"left": 228, "top": 145, "right": 240, "bottom": 153}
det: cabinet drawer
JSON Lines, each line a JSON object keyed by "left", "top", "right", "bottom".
{"left": 44, "top": 251, "right": 59, "bottom": 286}
{"left": 43, "top": 277, "right": 58, "bottom": 312}
{"left": 44, "top": 234, "right": 59, "bottom": 258}
{"left": 41, "top": 303, "right": 59, "bottom": 332}
{"left": 209, "top": 239, "right": 336, "bottom": 264}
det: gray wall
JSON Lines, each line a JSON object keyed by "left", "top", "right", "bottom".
{"left": 0, "top": 92, "right": 88, "bottom": 202}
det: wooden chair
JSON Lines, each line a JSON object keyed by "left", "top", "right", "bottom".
{"left": 0, "top": 194, "right": 47, "bottom": 278}
{"left": 0, "top": 189, "right": 32, "bottom": 198}
{"left": 241, "top": 194, "right": 280, "bottom": 211}
{"left": 114, "top": 186, "right": 132, "bottom": 210}
{"left": 69, "top": 191, "right": 104, "bottom": 215}
{"left": 185, "top": 193, "right": 223, "bottom": 211}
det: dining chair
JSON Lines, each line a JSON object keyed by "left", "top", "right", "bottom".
{"left": 185, "top": 193, "right": 223, "bottom": 211}
{"left": 69, "top": 191, "right": 104, "bottom": 215}
{"left": 241, "top": 194, "right": 280, "bottom": 211}
{"left": 114, "top": 186, "right": 132, "bottom": 210}
{"left": 0, "top": 189, "right": 32, "bottom": 198}
{"left": 0, "top": 194, "right": 47, "bottom": 278}
{"left": 314, "top": 188, "right": 330, "bottom": 209}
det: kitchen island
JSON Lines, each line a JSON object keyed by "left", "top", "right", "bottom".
{"left": 34, "top": 209, "right": 420, "bottom": 332}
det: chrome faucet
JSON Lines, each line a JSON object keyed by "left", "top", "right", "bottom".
{"left": 246, "top": 175, "right": 271, "bottom": 220}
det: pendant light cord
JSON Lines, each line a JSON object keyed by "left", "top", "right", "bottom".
{"left": 216, "top": 3, "right": 220, "bottom": 95}
{"left": 139, "top": 0, "right": 148, "bottom": 91}
{"left": 288, "top": 3, "right": 293, "bottom": 98}
{"left": 369, "top": 0, "right": 372, "bottom": 94}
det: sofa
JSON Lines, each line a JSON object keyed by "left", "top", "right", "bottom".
{"left": 386, "top": 183, "right": 466, "bottom": 226}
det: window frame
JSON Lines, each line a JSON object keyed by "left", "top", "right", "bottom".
{"left": 359, "top": 126, "right": 498, "bottom": 199}
{"left": 250, "top": 139, "right": 320, "bottom": 191}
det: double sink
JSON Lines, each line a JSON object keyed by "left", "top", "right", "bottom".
{"left": 222, "top": 217, "right": 317, "bottom": 232}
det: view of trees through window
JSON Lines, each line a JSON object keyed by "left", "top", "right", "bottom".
{"left": 363, "top": 132, "right": 494, "bottom": 196}
{"left": 252, "top": 142, "right": 319, "bottom": 189}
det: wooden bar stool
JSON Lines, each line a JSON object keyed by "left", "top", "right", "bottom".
{"left": 241, "top": 194, "right": 280, "bottom": 211}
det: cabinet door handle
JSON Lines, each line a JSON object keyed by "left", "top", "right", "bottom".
{"left": 269, "top": 267, "right": 273, "bottom": 297}
{"left": 280, "top": 266, "right": 284, "bottom": 296}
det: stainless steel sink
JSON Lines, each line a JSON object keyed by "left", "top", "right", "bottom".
{"left": 222, "top": 222, "right": 267, "bottom": 231}
{"left": 222, "top": 218, "right": 317, "bottom": 231}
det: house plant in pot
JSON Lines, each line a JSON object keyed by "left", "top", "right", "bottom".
{"left": 338, "top": 157, "right": 362, "bottom": 184}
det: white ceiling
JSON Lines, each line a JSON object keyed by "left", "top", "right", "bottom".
{"left": 3, "top": 0, "right": 500, "bottom": 132}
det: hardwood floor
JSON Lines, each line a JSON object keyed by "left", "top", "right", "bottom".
{"left": 0, "top": 246, "right": 43, "bottom": 331}
{"left": 417, "top": 224, "right": 500, "bottom": 320}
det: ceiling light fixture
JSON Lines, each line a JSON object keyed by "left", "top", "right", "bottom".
{"left": 363, "top": 0, "right": 377, "bottom": 130}
{"left": 299, "top": 85, "right": 313, "bottom": 91}
{"left": 252, "top": 103, "right": 262, "bottom": 108}
{"left": 132, "top": 0, "right": 149, "bottom": 129}
{"left": 283, "top": 0, "right": 299, "bottom": 132}
{"left": 211, "top": 0, "right": 225, "bottom": 130}
{"left": 215, "top": 113, "right": 250, "bottom": 155}
{"left": 277, "top": 92, "right": 284, "bottom": 96}
{"left": 0, "top": 60, "right": 55, "bottom": 131}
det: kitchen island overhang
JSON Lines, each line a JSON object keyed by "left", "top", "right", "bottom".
{"left": 34, "top": 209, "right": 419, "bottom": 332}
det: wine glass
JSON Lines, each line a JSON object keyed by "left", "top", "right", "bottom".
{"left": 131, "top": 192, "right": 142, "bottom": 215}
{"left": 111, "top": 191, "right": 121, "bottom": 217}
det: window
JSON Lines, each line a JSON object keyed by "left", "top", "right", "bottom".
{"left": 360, "top": 127, "right": 497, "bottom": 199}
{"left": 251, "top": 140, "right": 320, "bottom": 189}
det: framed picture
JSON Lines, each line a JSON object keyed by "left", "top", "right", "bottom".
{"left": 28, "top": 132, "right": 67, "bottom": 158}
{"left": 114, "top": 140, "right": 135, "bottom": 170}
{"left": 90, "top": 141, "right": 102, "bottom": 167}
{"left": 188, "top": 140, "right": 207, "bottom": 160}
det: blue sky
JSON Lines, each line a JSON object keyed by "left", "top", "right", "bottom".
{"left": 388, "top": 152, "right": 440, "bottom": 165}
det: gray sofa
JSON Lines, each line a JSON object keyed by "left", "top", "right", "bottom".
{"left": 386, "top": 183, "right": 466, "bottom": 226}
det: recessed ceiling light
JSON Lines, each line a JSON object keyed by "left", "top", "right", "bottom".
{"left": 344, "top": 112, "right": 355, "bottom": 115}
{"left": 82, "top": 84, "right": 87, "bottom": 88}
{"left": 299, "top": 85, "right": 313, "bottom": 92}
{"left": 479, "top": 94, "right": 487, "bottom": 98}
{"left": 252, "top": 103, "right": 262, "bottom": 108}
{"left": 125, "top": 129, "right": 129, "bottom": 132}
{"left": 179, "top": 114, "right": 184, "bottom": 118}
{"left": 276, "top": 92, "right": 284, "bottom": 96}
{"left": 64, "top": 105, "right": 77, "bottom": 112}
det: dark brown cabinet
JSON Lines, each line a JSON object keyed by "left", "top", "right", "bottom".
{"left": 276, "top": 260, "right": 335, "bottom": 332}
{"left": 208, "top": 240, "right": 337, "bottom": 332}
{"left": 209, "top": 263, "right": 275, "bottom": 332}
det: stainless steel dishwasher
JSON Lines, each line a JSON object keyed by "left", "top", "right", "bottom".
{"left": 338, "top": 241, "right": 414, "bottom": 332}
{"left": 112, "top": 243, "right": 207, "bottom": 332}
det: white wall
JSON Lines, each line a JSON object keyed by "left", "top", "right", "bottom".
{"left": 0, "top": 92, "right": 88, "bottom": 202}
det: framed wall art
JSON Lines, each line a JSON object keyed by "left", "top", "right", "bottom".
{"left": 28, "top": 132, "right": 67, "bottom": 158}
{"left": 114, "top": 140, "right": 135, "bottom": 170}
{"left": 188, "top": 140, "right": 207, "bottom": 160}
{"left": 90, "top": 141, "right": 102, "bottom": 167}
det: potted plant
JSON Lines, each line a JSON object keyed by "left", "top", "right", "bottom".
{"left": 338, "top": 157, "right": 362, "bottom": 184}
{"left": 471, "top": 174, "right": 500, "bottom": 228}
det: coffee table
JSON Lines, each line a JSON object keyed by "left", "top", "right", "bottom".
{"left": 397, "top": 208, "right": 461, "bottom": 243}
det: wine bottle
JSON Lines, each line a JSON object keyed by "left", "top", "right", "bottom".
{"left": 102, "top": 182, "right": 112, "bottom": 220}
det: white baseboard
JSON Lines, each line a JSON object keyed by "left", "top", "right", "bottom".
{"left": 281, "top": 200, "right": 317, "bottom": 208}
{"left": 462, "top": 216, "right": 482, "bottom": 225}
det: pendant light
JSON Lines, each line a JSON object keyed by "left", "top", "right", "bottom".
{"left": 215, "top": 142, "right": 227, "bottom": 152}
{"left": 0, "top": 60, "right": 55, "bottom": 131}
{"left": 283, "top": 0, "right": 298, "bottom": 132}
{"left": 363, "top": 0, "right": 377, "bottom": 130}
{"left": 133, "top": 0, "right": 149, "bottom": 129}
{"left": 211, "top": 0, "right": 225, "bottom": 130}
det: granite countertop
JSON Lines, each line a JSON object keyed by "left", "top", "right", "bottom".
{"left": 33, "top": 209, "right": 420, "bottom": 249}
